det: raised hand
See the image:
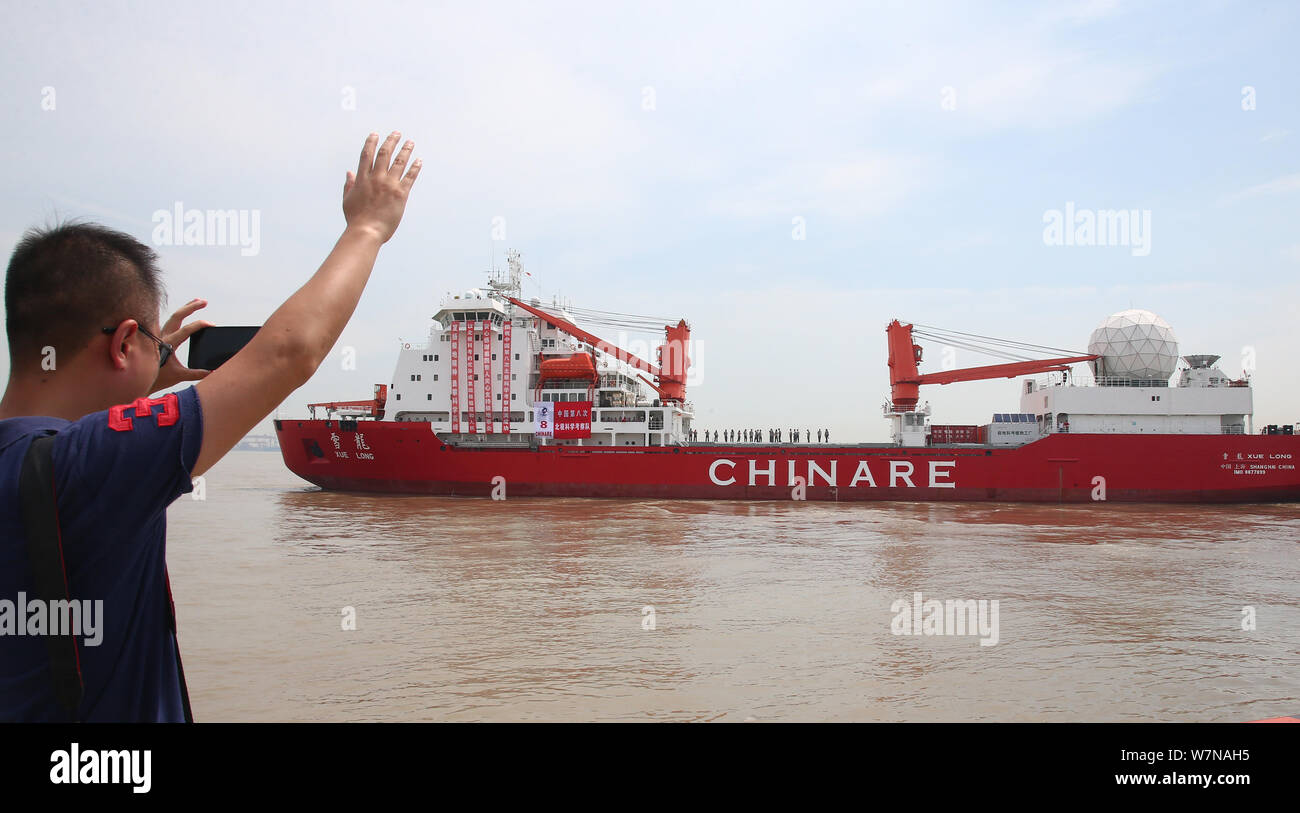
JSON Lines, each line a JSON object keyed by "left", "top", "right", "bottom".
{"left": 342, "top": 131, "right": 422, "bottom": 243}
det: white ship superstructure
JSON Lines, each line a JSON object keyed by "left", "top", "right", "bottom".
{"left": 886, "top": 309, "right": 1256, "bottom": 447}
{"left": 367, "top": 251, "right": 694, "bottom": 447}
{"left": 1022, "top": 310, "right": 1252, "bottom": 436}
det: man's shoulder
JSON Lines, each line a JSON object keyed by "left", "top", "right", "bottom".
{"left": 58, "top": 387, "right": 204, "bottom": 482}
{"left": 0, "top": 387, "right": 202, "bottom": 450}
{"left": 0, "top": 387, "right": 204, "bottom": 516}
{"left": 70, "top": 387, "right": 200, "bottom": 435}
{"left": 0, "top": 415, "right": 67, "bottom": 457}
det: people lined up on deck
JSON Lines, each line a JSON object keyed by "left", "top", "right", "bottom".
{"left": 692, "top": 427, "right": 832, "bottom": 443}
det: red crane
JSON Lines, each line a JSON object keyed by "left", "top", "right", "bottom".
{"left": 506, "top": 297, "right": 691, "bottom": 404}
{"left": 887, "top": 320, "right": 1099, "bottom": 411}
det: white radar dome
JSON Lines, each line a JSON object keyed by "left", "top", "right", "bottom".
{"left": 1087, "top": 309, "right": 1179, "bottom": 382}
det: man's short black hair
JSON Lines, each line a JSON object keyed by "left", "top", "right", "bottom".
{"left": 5, "top": 221, "right": 165, "bottom": 367}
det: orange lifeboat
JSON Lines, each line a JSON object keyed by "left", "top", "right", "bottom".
{"left": 538, "top": 353, "right": 597, "bottom": 386}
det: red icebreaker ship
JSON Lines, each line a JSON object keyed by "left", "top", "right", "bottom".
{"left": 275, "top": 252, "right": 1300, "bottom": 503}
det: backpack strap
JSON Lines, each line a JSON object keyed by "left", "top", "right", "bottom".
{"left": 164, "top": 569, "right": 195, "bottom": 723}
{"left": 18, "top": 430, "right": 195, "bottom": 722}
{"left": 18, "top": 433, "right": 84, "bottom": 719}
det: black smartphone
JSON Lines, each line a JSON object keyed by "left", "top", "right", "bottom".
{"left": 188, "top": 326, "right": 261, "bottom": 370}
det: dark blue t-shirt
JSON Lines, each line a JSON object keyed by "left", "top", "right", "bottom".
{"left": 0, "top": 386, "right": 203, "bottom": 722}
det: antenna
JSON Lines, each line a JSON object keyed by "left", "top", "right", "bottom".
{"left": 486, "top": 248, "right": 524, "bottom": 298}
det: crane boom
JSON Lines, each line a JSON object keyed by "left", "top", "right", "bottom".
{"left": 506, "top": 297, "right": 691, "bottom": 403}
{"left": 887, "top": 319, "right": 1098, "bottom": 411}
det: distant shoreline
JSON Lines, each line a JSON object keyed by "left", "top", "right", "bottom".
{"left": 235, "top": 435, "right": 279, "bottom": 452}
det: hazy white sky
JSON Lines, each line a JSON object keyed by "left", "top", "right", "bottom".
{"left": 2, "top": 0, "right": 1297, "bottom": 440}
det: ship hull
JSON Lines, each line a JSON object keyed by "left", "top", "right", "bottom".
{"left": 273, "top": 419, "right": 1300, "bottom": 503}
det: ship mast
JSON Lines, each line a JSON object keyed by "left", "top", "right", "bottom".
{"left": 487, "top": 248, "right": 525, "bottom": 299}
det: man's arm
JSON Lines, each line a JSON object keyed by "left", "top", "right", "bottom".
{"left": 192, "top": 131, "right": 422, "bottom": 478}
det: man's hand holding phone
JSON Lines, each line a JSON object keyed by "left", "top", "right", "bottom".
{"left": 152, "top": 298, "right": 215, "bottom": 392}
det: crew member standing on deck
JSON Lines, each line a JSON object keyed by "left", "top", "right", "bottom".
{"left": 0, "top": 132, "right": 422, "bottom": 722}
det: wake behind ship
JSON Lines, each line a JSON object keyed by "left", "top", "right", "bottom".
{"left": 274, "top": 251, "right": 1300, "bottom": 503}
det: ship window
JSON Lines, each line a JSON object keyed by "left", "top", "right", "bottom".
{"left": 434, "top": 354, "right": 439, "bottom": 361}
{"left": 416, "top": 374, "right": 422, "bottom": 381}
{"left": 511, "top": 373, "right": 517, "bottom": 380}
{"left": 512, "top": 394, "right": 517, "bottom": 400}
{"left": 496, "top": 394, "right": 501, "bottom": 400}
{"left": 433, "top": 375, "right": 438, "bottom": 381}
{"left": 427, "top": 394, "right": 432, "bottom": 401}
{"left": 396, "top": 394, "right": 401, "bottom": 400}
{"left": 492, "top": 353, "right": 497, "bottom": 360}
{"left": 410, "top": 374, "right": 416, "bottom": 381}
{"left": 473, "top": 374, "right": 479, "bottom": 380}
{"left": 515, "top": 353, "right": 520, "bottom": 360}
{"left": 475, "top": 354, "right": 480, "bottom": 360}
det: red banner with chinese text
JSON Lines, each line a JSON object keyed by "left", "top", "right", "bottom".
{"left": 553, "top": 401, "right": 593, "bottom": 439}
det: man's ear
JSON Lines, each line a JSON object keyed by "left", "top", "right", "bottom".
{"left": 106, "top": 322, "right": 136, "bottom": 371}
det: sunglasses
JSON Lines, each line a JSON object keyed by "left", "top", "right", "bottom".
{"left": 101, "top": 322, "right": 173, "bottom": 368}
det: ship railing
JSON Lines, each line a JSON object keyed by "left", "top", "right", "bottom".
{"left": 1033, "top": 372, "right": 1178, "bottom": 389}
{"left": 1047, "top": 426, "right": 1248, "bottom": 435}
{"left": 542, "top": 380, "right": 592, "bottom": 389}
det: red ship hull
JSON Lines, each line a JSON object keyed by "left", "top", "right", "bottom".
{"left": 273, "top": 419, "right": 1300, "bottom": 503}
